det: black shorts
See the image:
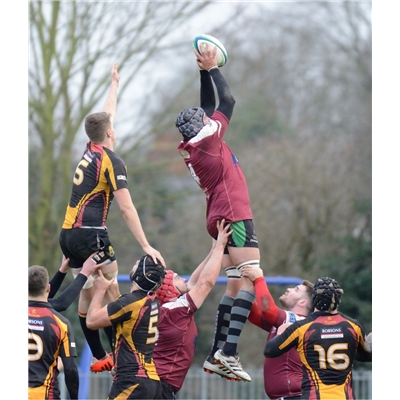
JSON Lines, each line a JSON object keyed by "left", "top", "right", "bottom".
{"left": 108, "top": 376, "right": 162, "bottom": 400}
{"left": 224, "top": 220, "right": 259, "bottom": 254}
{"left": 59, "top": 228, "right": 116, "bottom": 269}
{"left": 160, "top": 380, "right": 177, "bottom": 399}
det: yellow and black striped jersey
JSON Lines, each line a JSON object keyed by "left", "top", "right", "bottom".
{"left": 263, "top": 311, "right": 372, "bottom": 399}
{"left": 107, "top": 290, "right": 160, "bottom": 381}
{"left": 62, "top": 142, "right": 128, "bottom": 229}
{"left": 28, "top": 301, "right": 78, "bottom": 399}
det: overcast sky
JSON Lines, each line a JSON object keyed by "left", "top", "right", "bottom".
{"left": 8, "top": 2, "right": 397, "bottom": 398}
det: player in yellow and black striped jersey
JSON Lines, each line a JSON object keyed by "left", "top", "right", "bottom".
{"left": 58, "top": 62, "right": 165, "bottom": 373}
{"left": 86, "top": 255, "right": 166, "bottom": 399}
{"left": 264, "top": 277, "right": 372, "bottom": 400}
{"left": 28, "top": 265, "right": 79, "bottom": 400}
{"left": 61, "top": 141, "right": 128, "bottom": 230}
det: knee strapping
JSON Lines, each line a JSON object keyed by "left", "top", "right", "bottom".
{"left": 225, "top": 266, "right": 241, "bottom": 279}
{"left": 103, "top": 271, "right": 118, "bottom": 284}
{"left": 72, "top": 269, "right": 95, "bottom": 289}
{"left": 236, "top": 260, "right": 260, "bottom": 275}
{"left": 82, "top": 274, "right": 95, "bottom": 289}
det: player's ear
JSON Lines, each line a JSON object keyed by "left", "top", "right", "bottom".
{"left": 298, "top": 298, "right": 307, "bottom": 307}
{"left": 46, "top": 283, "right": 51, "bottom": 293}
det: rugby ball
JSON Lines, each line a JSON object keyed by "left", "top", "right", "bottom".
{"left": 193, "top": 34, "right": 228, "bottom": 67}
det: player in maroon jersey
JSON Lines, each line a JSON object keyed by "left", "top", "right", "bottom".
{"left": 242, "top": 264, "right": 314, "bottom": 399}
{"left": 175, "top": 44, "right": 261, "bottom": 382}
{"left": 153, "top": 220, "right": 234, "bottom": 399}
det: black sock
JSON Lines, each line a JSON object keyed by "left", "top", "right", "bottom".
{"left": 210, "top": 295, "right": 234, "bottom": 358}
{"left": 103, "top": 326, "right": 114, "bottom": 352}
{"left": 78, "top": 313, "right": 107, "bottom": 360}
{"left": 223, "top": 290, "right": 255, "bottom": 357}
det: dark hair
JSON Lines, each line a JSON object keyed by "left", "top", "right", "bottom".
{"left": 28, "top": 265, "right": 49, "bottom": 297}
{"left": 84, "top": 112, "right": 112, "bottom": 143}
{"left": 312, "top": 277, "right": 344, "bottom": 312}
{"left": 130, "top": 255, "right": 166, "bottom": 292}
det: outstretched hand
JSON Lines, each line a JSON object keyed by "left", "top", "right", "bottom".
{"left": 80, "top": 251, "right": 107, "bottom": 278}
{"left": 194, "top": 43, "right": 218, "bottom": 71}
{"left": 241, "top": 265, "right": 263, "bottom": 282}
{"left": 93, "top": 269, "right": 114, "bottom": 292}
{"left": 59, "top": 255, "right": 70, "bottom": 274}
{"left": 142, "top": 244, "right": 166, "bottom": 268}
{"left": 111, "top": 62, "right": 120, "bottom": 85}
{"left": 215, "top": 219, "right": 233, "bottom": 248}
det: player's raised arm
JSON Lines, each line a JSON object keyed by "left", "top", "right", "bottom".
{"left": 103, "top": 62, "right": 120, "bottom": 126}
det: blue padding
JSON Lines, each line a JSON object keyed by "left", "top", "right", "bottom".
{"left": 118, "top": 274, "right": 302, "bottom": 286}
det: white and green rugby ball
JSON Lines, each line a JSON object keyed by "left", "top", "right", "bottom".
{"left": 193, "top": 34, "right": 228, "bottom": 67}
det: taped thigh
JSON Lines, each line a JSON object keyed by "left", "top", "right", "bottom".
{"left": 72, "top": 269, "right": 95, "bottom": 289}
{"left": 224, "top": 266, "right": 241, "bottom": 279}
{"left": 103, "top": 271, "right": 118, "bottom": 284}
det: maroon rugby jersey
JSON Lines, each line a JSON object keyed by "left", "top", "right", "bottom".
{"left": 263, "top": 326, "right": 304, "bottom": 399}
{"left": 248, "top": 278, "right": 304, "bottom": 399}
{"left": 153, "top": 293, "right": 198, "bottom": 392}
{"left": 177, "top": 110, "right": 252, "bottom": 239}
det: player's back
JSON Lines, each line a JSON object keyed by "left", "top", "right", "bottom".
{"left": 62, "top": 142, "right": 127, "bottom": 228}
{"left": 28, "top": 300, "right": 75, "bottom": 398}
{"left": 108, "top": 291, "right": 160, "bottom": 380}
{"left": 178, "top": 111, "right": 252, "bottom": 237}
{"left": 298, "top": 312, "right": 366, "bottom": 399}
{"left": 154, "top": 293, "right": 198, "bottom": 391}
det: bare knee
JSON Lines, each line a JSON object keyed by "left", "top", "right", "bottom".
{"left": 225, "top": 278, "right": 241, "bottom": 297}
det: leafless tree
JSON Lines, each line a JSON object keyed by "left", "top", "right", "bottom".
{"left": 29, "top": 1, "right": 371, "bottom": 368}
{"left": 29, "top": 1, "right": 219, "bottom": 266}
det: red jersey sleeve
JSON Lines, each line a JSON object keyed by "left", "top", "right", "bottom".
{"left": 248, "top": 277, "right": 280, "bottom": 330}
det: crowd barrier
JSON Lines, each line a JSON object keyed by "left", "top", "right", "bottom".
{"left": 59, "top": 366, "right": 372, "bottom": 399}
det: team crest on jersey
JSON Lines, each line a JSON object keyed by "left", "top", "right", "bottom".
{"left": 325, "top": 316, "right": 338, "bottom": 325}
{"left": 107, "top": 245, "right": 115, "bottom": 257}
{"left": 179, "top": 150, "right": 190, "bottom": 159}
{"left": 29, "top": 308, "right": 41, "bottom": 318}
